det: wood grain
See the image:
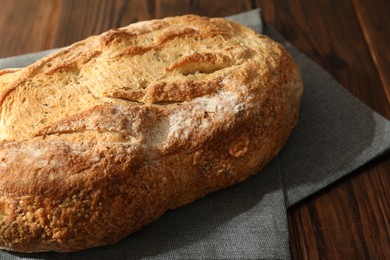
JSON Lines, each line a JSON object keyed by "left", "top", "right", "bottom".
{"left": 288, "top": 154, "right": 390, "bottom": 259}
{"left": 155, "top": 0, "right": 253, "bottom": 18}
{"left": 257, "top": 0, "right": 390, "bottom": 118}
{"left": 351, "top": 0, "right": 390, "bottom": 103}
{"left": 0, "top": 0, "right": 56, "bottom": 57}
{"left": 49, "top": 0, "right": 153, "bottom": 48}
{"left": 0, "top": 0, "right": 389, "bottom": 258}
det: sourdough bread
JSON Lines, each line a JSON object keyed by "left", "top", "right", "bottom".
{"left": 0, "top": 15, "right": 303, "bottom": 252}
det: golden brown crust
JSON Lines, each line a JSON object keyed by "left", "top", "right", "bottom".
{"left": 0, "top": 15, "right": 303, "bottom": 252}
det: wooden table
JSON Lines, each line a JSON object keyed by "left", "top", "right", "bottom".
{"left": 1, "top": 0, "right": 389, "bottom": 259}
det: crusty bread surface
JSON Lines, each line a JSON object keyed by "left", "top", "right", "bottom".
{"left": 0, "top": 15, "right": 303, "bottom": 252}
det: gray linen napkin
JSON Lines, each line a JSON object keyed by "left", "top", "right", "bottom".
{"left": 263, "top": 26, "right": 390, "bottom": 207}
{"left": 1, "top": 9, "right": 390, "bottom": 260}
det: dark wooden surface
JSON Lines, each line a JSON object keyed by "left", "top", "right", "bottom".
{"left": 0, "top": 0, "right": 389, "bottom": 259}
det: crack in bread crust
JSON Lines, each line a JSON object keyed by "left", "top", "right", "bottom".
{"left": 0, "top": 15, "right": 303, "bottom": 252}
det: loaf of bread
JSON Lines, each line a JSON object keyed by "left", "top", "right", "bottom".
{"left": 0, "top": 15, "right": 302, "bottom": 252}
